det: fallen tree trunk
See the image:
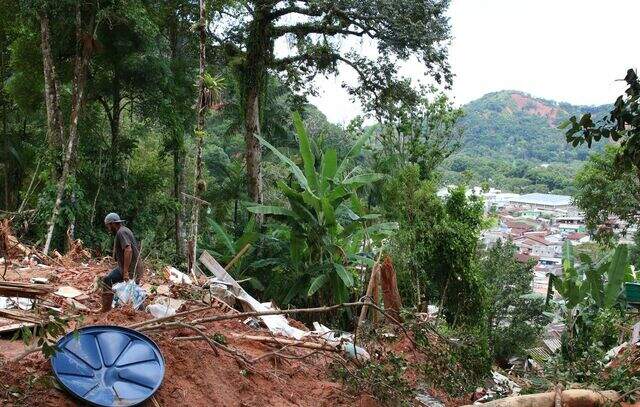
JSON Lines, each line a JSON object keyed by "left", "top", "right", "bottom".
{"left": 461, "top": 389, "right": 619, "bottom": 407}
{"left": 177, "top": 332, "right": 340, "bottom": 352}
{"left": 230, "top": 333, "right": 339, "bottom": 351}
{"left": 133, "top": 301, "right": 369, "bottom": 331}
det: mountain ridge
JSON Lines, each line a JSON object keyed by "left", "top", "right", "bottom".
{"left": 441, "top": 91, "right": 611, "bottom": 194}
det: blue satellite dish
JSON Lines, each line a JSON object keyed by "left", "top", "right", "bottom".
{"left": 50, "top": 325, "right": 165, "bottom": 407}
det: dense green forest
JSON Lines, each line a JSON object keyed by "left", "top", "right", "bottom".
{"left": 0, "top": 0, "right": 639, "bottom": 404}
{"left": 443, "top": 90, "right": 611, "bottom": 194}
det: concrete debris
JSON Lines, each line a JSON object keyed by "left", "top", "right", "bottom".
{"left": 167, "top": 266, "right": 193, "bottom": 285}
{"left": 146, "top": 303, "right": 176, "bottom": 318}
{"left": 309, "top": 322, "right": 370, "bottom": 361}
{"left": 153, "top": 295, "right": 186, "bottom": 312}
{"left": 416, "top": 392, "right": 446, "bottom": 407}
{"left": 203, "top": 280, "right": 236, "bottom": 306}
{"left": 200, "top": 251, "right": 307, "bottom": 340}
{"left": 65, "top": 298, "right": 89, "bottom": 311}
{"left": 30, "top": 277, "right": 49, "bottom": 284}
{"left": 199, "top": 250, "right": 372, "bottom": 361}
{"left": 243, "top": 317, "right": 261, "bottom": 329}
{"left": 157, "top": 284, "right": 171, "bottom": 296}
{"left": 0, "top": 296, "right": 30, "bottom": 310}
{"left": 473, "top": 371, "right": 522, "bottom": 403}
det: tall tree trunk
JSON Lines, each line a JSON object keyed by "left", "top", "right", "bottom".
{"left": 43, "top": 2, "right": 91, "bottom": 255}
{"left": 109, "top": 75, "right": 121, "bottom": 173}
{"left": 168, "top": 8, "right": 187, "bottom": 261}
{"left": 173, "top": 145, "right": 187, "bottom": 258}
{"left": 243, "top": 7, "right": 270, "bottom": 217}
{"left": 1, "top": 43, "right": 8, "bottom": 210}
{"left": 244, "top": 86, "right": 263, "bottom": 207}
{"left": 2, "top": 100, "right": 8, "bottom": 210}
{"left": 188, "top": 0, "right": 206, "bottom": 275}
{"left": 38, "top": 11, "right": 65, "bottom": 150}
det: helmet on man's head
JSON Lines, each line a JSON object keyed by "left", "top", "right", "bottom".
{"left": 104, "top": 213, "right": 125, "bottom": 225}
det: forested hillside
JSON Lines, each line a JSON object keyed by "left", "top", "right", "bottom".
{"left": 442, "top": 91, "right": 611, "bottom": 193}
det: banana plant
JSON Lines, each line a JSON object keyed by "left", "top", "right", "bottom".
{"left": 247, "top": 112, "right": 398, "bottom": 304}
{"left": 549, "top": 241, "right": 633, "bottom": 358}
{"left": 549, "top": 241, "right": 632, "bottom": 310}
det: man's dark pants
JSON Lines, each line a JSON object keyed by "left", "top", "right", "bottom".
{"left": 102, "top": 267, "right": 123, "bottom": 288}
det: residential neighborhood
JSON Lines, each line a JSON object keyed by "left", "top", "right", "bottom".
{"left": 438, "top": 186, "right": 635, "bottom": 296}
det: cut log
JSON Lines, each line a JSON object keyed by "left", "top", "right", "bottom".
{"left": 380, "top": 256, "right": 403, "bottom": 322}
{"left": 460, "top": 389, "right": 619, "bottom": 407}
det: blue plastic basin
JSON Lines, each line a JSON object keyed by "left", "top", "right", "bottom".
{"left": 50, "top": 325, "right": 165, "bottom": 407}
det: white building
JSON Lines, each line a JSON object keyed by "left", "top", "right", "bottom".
{"left": 509, "top": 193, "right": 574, "bottom": 211}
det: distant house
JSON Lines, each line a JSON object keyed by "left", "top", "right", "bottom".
{"left": 513, "top": 235, "right": 562, "bottom": 257}
{"left": 515, "top": 252, "right": 538, "bottom": 263}
{"left": 554, "top": 215, "right": 587, "bottom": 234}
{"left": 557, "top": 223, "right": 586, "bottom": 234}
{"left": 566, "top": 232, "right": 590, "bottom": 244}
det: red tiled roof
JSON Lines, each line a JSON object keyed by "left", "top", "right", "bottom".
{"left": 515, "top": 253, "right": 539, "bottom": 263}
{"left": 514, "top": 235, "right": 549, "bottom": 246}
{"left": 567, "top": 232, "right": 588, "bottom": 241}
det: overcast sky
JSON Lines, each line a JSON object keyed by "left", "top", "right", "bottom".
{"left": 308, "top": 0, "right": 640, "bottom": 124}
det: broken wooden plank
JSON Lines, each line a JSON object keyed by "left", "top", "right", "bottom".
{"left": 357, "top": 261, "right": 381, "bottom": 329}
{"left": 0, "top": 309, "right": 44, "bottom": 324}
{"left": 199, "top": 250, "right": 307, "bottom": 340}
{"left": 0, "top": 281, "right": 55, "bottom": 298}
{"left": 224, "top": 243, "right": 251, "bottom": 271}
{"left": 0, "top": 321, "right": 36, "bottom": 334}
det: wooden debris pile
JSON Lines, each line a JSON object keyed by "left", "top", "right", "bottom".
{"left": 0, "top": 219, "right": 35, "bottom": 260}
{"left": 0, "top": 281, "right": 55, "bottom": 299}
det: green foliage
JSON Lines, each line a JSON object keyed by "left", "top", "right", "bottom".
{"left": 248, "top": 113, "right": 396, "bottom": 306}
{"left": 564, "top": 69, "right": 640, "bottom": 170}
{"left": 550, "top": 242, "right": 632, "bottom": 360}
{"left": 551, "top": 242, "right": 632, "bottom": 312}
{"left": 382, "top": 164, "right": 486, "bottom": 327}
{"left": 543, "top": 332, "right": 640, "bottom": 400}
{"left": 14, "top": 311, "right": 81, "bottom": 359}
{"left": 332, "top": 352, "right": 414, "bottom": 406}
{"left": 480, "top": 240, "right": 548, "bottom": 362}
{"left": 411, "top": 321, "right": 491, "bottom": 394}
{"left": 573, "top": 146, "right": 640, "bottom": 242}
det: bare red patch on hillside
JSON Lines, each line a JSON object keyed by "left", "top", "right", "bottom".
{"left": 511, "top": 93, "right": 562, "bottom": 125}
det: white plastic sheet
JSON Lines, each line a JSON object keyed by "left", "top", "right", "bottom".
{"left": 112, "top": 281, "right": 147, "bottom": 310}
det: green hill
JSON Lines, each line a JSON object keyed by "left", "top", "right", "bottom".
{"left": 443, "top": 91, "right": 611, "bottom": 194}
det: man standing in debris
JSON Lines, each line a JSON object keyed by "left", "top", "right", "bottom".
{"left": 101, "top": 213, "right": 143, "bottom": 311}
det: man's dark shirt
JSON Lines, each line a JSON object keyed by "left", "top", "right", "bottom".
{"left": 114, "top": 226, "right": 143, "bottom": 279}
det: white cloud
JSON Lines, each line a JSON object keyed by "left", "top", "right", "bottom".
{"left": 309, "top": 0, "right": 640, "bottom": 124}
